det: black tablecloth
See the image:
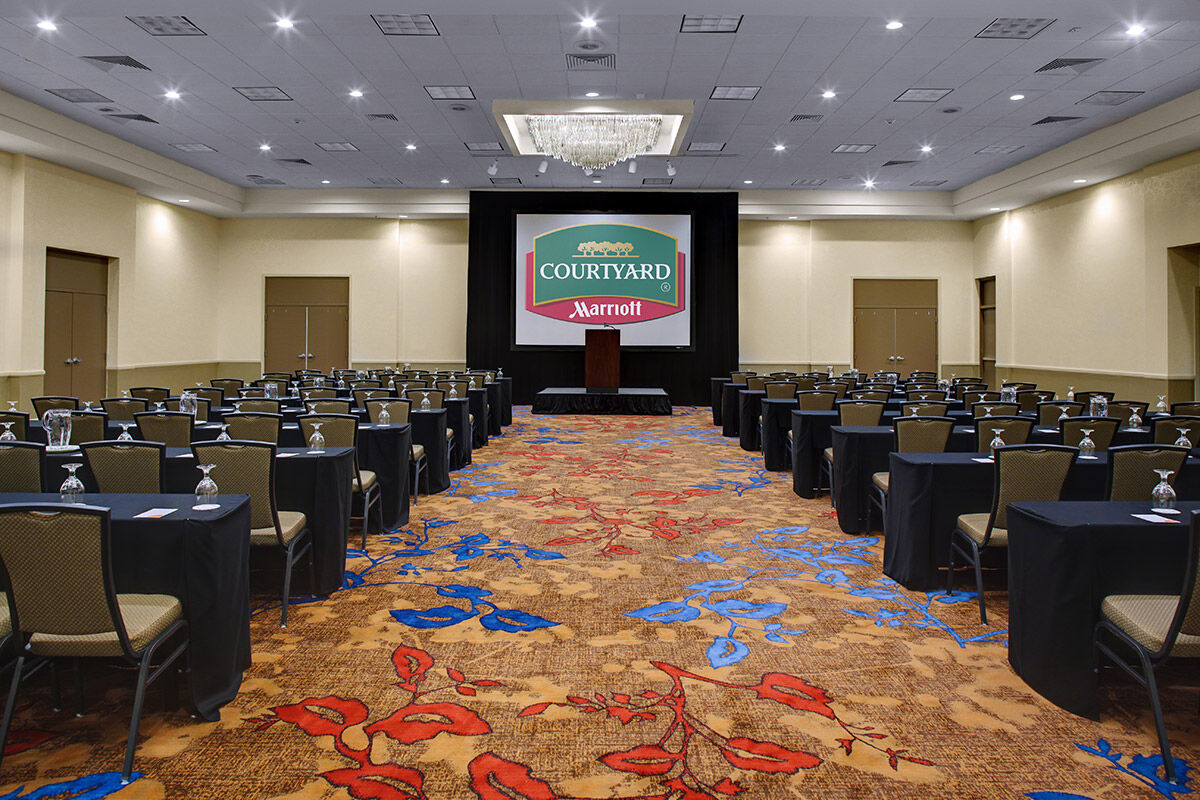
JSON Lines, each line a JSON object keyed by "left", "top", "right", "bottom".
{"left": 710, "top": 377, "right": 729, "bottom": 427}
{"left": 446, "top": 398, "right": 472, "bottom": 468}
{"left": 881, "top": 452, "right": 1200, "bottom": 591}
{"left": 1008, "top": 501, "right": 1199, "bottom": 718}
{"left": 721, "top": 383, "right": 742, "bottom": 437}
{"left": 496, "top": 377, "right": 513, "bottom": 426}
{"left": 0, "top": 492, "right": 251, "bottom": 721}
{"left": 762, "top": 399, "right": 796, "bottom": 471}
{"left": 485, "top": 382, "right": 503, "bottom": 436}
{"left": 739, "top": 390, "right": 765, "bottom": 451}
{"left": 411, "top": 409, "right": 451, "bottom": 493}
{"left": 469, "top": 388, "right": 489, "bottom": 449}
{"left": 531, "top": 389, "right": 672, "bottom": 415}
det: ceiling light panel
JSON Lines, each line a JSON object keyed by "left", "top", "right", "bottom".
{"left": 465, "top": 142, "right": 504, "bottom": 151}
{"left": 315, "top": 142, "right": 359, "bottom": 151}
{"left": 46, "top": 88, "right": 113, "bottom": 103}
{"left": 894, "top": 88, "right": 953, "bottom": 102}
{"left": 171, "top": 143, "right": 216, "bottom": 152}
{"left": 490, "top": 177, "right": 522, "bottom": 185}
{"left": 368, "top": 177, "right": 404, "bottom": 185}
{"left": 425, "top": 85, "right": 475, "bottom": 100}
{"left": 687, "top": 142, "right": 726, "bottom": 151}
{"left": 680, "top": 15, "right": 742, "bottom": 33}
{"left": 832, "top": 144, "right": 876, "bottom": 153}
{"left": 976, "top": 144, "right": 1024, "bottom": 154}
{"left": 371, "top": 14, "right": 439, "bottom": 36}
{"left": 127, "top": 16, "right": 206, "bottom": 36}
{"left": 235, "top": 86, "right": 293, "bottom": 101}
{"left": 910, "top": 179, "right": 947, "bottom": 187}
{"left": 642, "top": 177, "right": 674, "bottom": 185}
{"left": 711, "top": 86, "right": 760, "bottom": 100}
{"left": 1078, "top": 91, "right": 1144, "bottom": 106}
{"left": 976, "top": 18, "right": 1055, "bottom": 39}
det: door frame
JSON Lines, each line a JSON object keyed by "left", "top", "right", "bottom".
{"left": 44, "top": 247, "right": 116, "bottom": 399}
{"left": 262, "top": 275, "right": 351, "bottom": 372}
{"left": 850, "top": 277, "right": 940, "bottom": 374}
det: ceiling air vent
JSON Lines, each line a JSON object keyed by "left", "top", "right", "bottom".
{"left": 465, "top": 142, "right": 504, "bottom": 152}
{"left": 566, "top": 53, "right": 616, "bottom": 70}
{"left": 490, "top": 177, "right": 522, "bottom": 186}
{"left": 275, "top": 158, "right": 312, "bottom": 166}
{"left": 977, "top": 18, "right": 1055, "bottom": 39}
{"left": 235, "top": 86, "right": 292, "bottom": 101}
{"left": 368, "top": 177, "right": 404, "bottom": 186}
{"left": 46, "top": 88, "right": 112, "bottom": 103}
{"left": 1078, "top": 90, "right": 1142, "bottom": 106}
{"left": 790, "top": 114, "right": 823, "bottom": 122}
{"left": 372, "top": 14, "right": 439, "bottom": 36}
{"left": 245, "top": 175, "right": 285, "bottom": 185}
{"left": 1033, "top": 115, "right": 1083, "bottom": 125}
{"left": 792, "top": 178, "right": 827, "bottom": 186}
{"left": 127, "top": 16, "right": 206, "bottom": 36}
{"left": 911, "top": 179, "right": 947, "bottom": 187}
{"left": 105, "top": 113, "right": 158, "bottom": 124}
{"left": 81, "top": 55, "right": 151, "bottom": 71}
{"left": 642, "top": 178, "right": 674, "bottom": 185}
{"left": 881, "top": 160, "right": 918, "bottom": 168}
{"left": 1036, "top": 58, "right": 1103, "bottom": 75}
{"left": 832, "top": 143, "right": 875, "bottom": 153}
{"left": 366, "top": 113, "right": 398, "bottom": 122}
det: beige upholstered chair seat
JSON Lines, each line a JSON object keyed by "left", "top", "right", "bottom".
{"left": 411, "top": 444, "right": 425, "bottom": 461}
{"left": 871, "top": 472, "right": 889, "bottom": 493}
{"left": 956, "top": 513, "right": 1006, "bottom": 546}
{"left": 0, "top": 592, "right": 9, "bottom": 637}
{"left": 445, "top": 428, "right": 454, "bottom": 441}
{"left": 786, "top": 430, "right": 792, "bottom": 443}
{"left": 357, "top": 470, "right": 377, "bottom": 491}
{"left": 251, "top": 510, "right": 306, "bottom": 546}
{"left": 823, "top": 446, "right": 834, "bottom": 462}
{"left": 31, "top": 594, "right": 181, "bottom": 657}
{"left": 1102, "top": 595, "right": 1200, "bottom": 656}
{"left": 468, "top": 414, "right": 474, "bottom": 423}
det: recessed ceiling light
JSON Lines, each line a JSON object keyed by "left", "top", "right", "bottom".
{"left": 920, "top": 145, "right": 933, "bottom": 153}
{"left": 743, "top": 179, "right": 753, "bottom": 184}
{"left": 258, "top": 143, "right": 271, "bottom": 151}
{"left": 275, "top": 18, "right": 294, "bottom": 29}
{"left": 178, "top": 199, "right": 190, "bottom": 203}
{"left": 863, "top": 179, "right": 876, "bottom": 189}
{"left": 321, "top": 179, "right": 331, "bottom": 184}
{"left": 425, "top": 85, "right": 475, "bottom": 100}
{"left": 171, "top": 142, "right": 216, "bottom": 152}
{"left": 592, "top": 178, "right": 602, "bottom": 184}
{"left": 680, "top": 15, "right": 742, "bottom": 33}
{"left": 580, "top": 17, "right": 597, "bottom": 28}
{"left": 37, "top": 20, "right": 57, "bottom": 31}
{"left": 773, "top": 144, "right": 786, "bottom": 151}
{"left": 164, "top": 90, "right": 181, "bottom": 100}
{"left": 1073, "top": 178, "right": 1088, "bottom": 183}
{"left": 990, "top": 207, "right": 1002, "bottom": 211}
{"left": 584, "top": 91, "right": 600, "bottom": 98}
{"left": 397, "top": 215, "right": 408, "bottom": 218}
{"left": 1126, "top": 24, "right": 1146, "bottom": 36}
{"left": 349, "top": 89, "right": 363, "bottom": 98}
{"left": 822, "top": 90, "right": 837, "bottom": 99}
{"left": 886, "top": 21, "right": 904, "bottom": 30}
{"left": 371, "top": 14, "right": 438, "bottom": 36}
{"left": 405, "top": 144, "right": 416, "bottom": 151}
{"left": 440, "top": 178, "right": 450, "bottom": 184}
{"left": 316, "top": 141, "right": 359, "bottom": 151}
{"left": 1010, "top": 94, "right": 1025, "bottom": 101}
{"left": 788, "top": 216, "right": 798, "bottom": 220}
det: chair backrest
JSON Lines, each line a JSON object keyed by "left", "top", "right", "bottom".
{"left": 905, "top": 389, "right": 948, "bottom": 402}
{"left": 1171, "top": 402, "right": 1200, "bottom": 417}
{"left": 729, "top": 371, "right": 754, "bottom": 385}
{"left": 100, "top": 397, "right": 148, "bottom": 421}
{"left": 471, "top": 370, "right": 497, "bottom": 383}
{"left": 1060, "top": 416, "right": 1120, "bottom": 451}
{"left": 988, "top": 445, "right": 1077, "bottom": 531}
{"left": 134, "top": 411, "right": 193, "bottom": 447}
{"left": 893, "top": 417, "right": 953, "bottom": 453}
{"left": 211, "top": 378, "right": 245, "bottom": 394}
{"left": 392, "top": 378, "right": 431, "bottom": 394}
{"left": 952, "top": 383, "right": 987, "bottom": 400}
{"left": 129, "top": 387, "right": 170, "bottom": 404}
{"left": 909, "top": 370, "right": 937, "bottom": 379}
{"left": 1158, "top": 511, "right": 1200, "bottom": 647}
{"left": 1106, "top": 401, "right": 1149, "bottom": 425}
{"left": 301, "top": 388, "right": 338, "bottom": 401}
{"left": 0, "top": 443, "right": 44, "bottom": 492}
{"left": 1002, "top": 381, "right": 1036, "bottom": 390}
{"left": 461, "top": 375, "right": 483, "bottom": 390}
{"left": 0, "top": 411, "right": 29, "bottom": 442}
{"left": 32, "top": 396, "right": 79, "bottom": 418}
{"left": 1038, "top": 400, "right": 1084, "bottom": 425}
{"left": 223, "top": 412, "right": 283, "bottom": 444}
{"left": 352, "top": 387, "right": 384, "bottom": 409}
{"left": 0, "top": 503, "right": 140, "bottom": 656}
{"left": 850, "top": 390, "right": 890, "bottom": 402}
{"left": 796, "top": 391, "right": 837, "bottom": 411}
{"left": 262, "top": 372, "right": 292, "bottom": 380}
{"left": 350, "top": 379, "right": 383, "bottom": 390}
{"left": 165, "top": 397, "right": 210, "bottom": 423}
{"left": 974, "top": 415, "right": 1033, "bottom": 451}
{"left": 435, "top": 380, "right": 469, "bottom": 399}
{"left": 194, "top": 387, "right": 226, "bottom": 407}
{"left": 962, "top": 390, "right": 1000, "bottom": 406}
{"left": 1074, "top": 391, "right": 1115, "bottom": 404}
{"left": 231, "top": 398, "right": 281, "bottom": 415}
{"left": 814, "top": 382, "right": 848, "bottom": 400}
{"left": 253, "top": 378, "right": 290, "bottom": 396}
{"left": 952, "top": 376, "right": 982, "bottom": 385}
{"left": 900, "top": 401, "right": 949, "bottom": 417}
{"left": 764, "top": 382, "right": 799, "bottom": 400}
{"left": 366, "top": 397, "right": 410, "bottom": 423}
{"left": 81, "top": 441, "right": 165, "bottom": 493}
{"left": 190, "top": 441, "right": 280, "bottom": 538}
{"left": 769, "top": 371, "right": 797, "bottom": 379}
{"left": 1152, "top": 415, "right": 1200, "bottom": 446}
{"left": 238, "top": 387, "right": 267, "bottom": 398}
{"left": 298, "top": 413, "right": 357, "bottom": 449}
{"left": 745, "top": 375, "right": 769, "bottom": 391}
{"left": 972, "top": 401, "right": 1019, "bottom": 419}
{"left": 793, "top": 377, "right": 818, "bottom": 391}
{"left": 405, "top": 388, "right": 445, "bottom": 410}
{"left": 1106, "top": 445, "right": 1190, "bottom": 502}
{"left": 307, "top": 399, "right": 352, "bottom": 415}
{"left": 1016, "top": 389, "right": 1056, "bottom": 413}
{"left": 836, "top": 400, "right": 885, "bottom": 426}
{"left": 68, "top": 411, "right": 108, "bottom": 445}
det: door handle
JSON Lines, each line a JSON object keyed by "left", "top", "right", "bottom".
{"left": 64, "top": 358, "right": 73, "bottom": 365}
{"left": 895, "top": 356, "right": 905, "bottom": 361}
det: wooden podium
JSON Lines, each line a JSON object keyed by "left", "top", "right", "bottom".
{"left": 585, "top": 328, "right": 620, "bottom": 391}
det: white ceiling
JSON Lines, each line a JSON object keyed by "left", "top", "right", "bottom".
{"left": 1, "top": 0, "right": 1199, "bottom": 198}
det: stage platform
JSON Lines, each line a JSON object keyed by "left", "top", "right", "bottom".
{"left": 531, "top": 387, "right": 672, "bottom": 416}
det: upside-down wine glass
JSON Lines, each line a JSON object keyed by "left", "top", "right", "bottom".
{"left": 982, "top": 406, "right": 995, "bottom": 418}
{"left": 0, "top": 422, "right": 15, "bottom": 442}
{"left": 1058, "top": 405, "right": 1071, "bottom": 422}
{"left": 420, "top": 392, "right": 431, "bottom": 410}
{"left": 1151, "top": 469, "right": 1177, "bottom": 512}
{"left": 448, "top": 384, "right": 458, "bottom": 399}
{"left": 989, "top": 429, "right": 1005, "bottom": 457}
{"left": 216, "top": 424, "right": 231, "bottom": 442}
{"left": 6, "top": 401, "right": 17, "bottom": 412}
{"left": 194, "top": 464, "right": 218, "bottom": 505}
{"left": 1129, "top": 408, "right": 1143, "bottom": 429}
{"left": 117, "top": 423, "right": 134, "bottom": 442}
{"left": 378, "top": 402, "right": 391, "bottom": 425}
{"left": 1157, "top": 395, "right": 1169, "bottom": 414}
{"left": 1175, "top": 428, "right": 1192, "bottom": 449}
{"left": 1078, "top": 429, "right": 1096, "bottom": 458}
{"left": 1066, "top": 386, "right": 1076, "bottom": 402}
{"left": 59, "top": 463, "right": 84, "bottom": 503}
{"left": 308, "top": 421, "right": 325, "bottom": 452}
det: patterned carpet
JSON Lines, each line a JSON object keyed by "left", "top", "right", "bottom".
{"left": 1, "top": 407, "right": 1197, "bottom": 799}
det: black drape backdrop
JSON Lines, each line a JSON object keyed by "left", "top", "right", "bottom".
{"left": 466, "top": 191, "right": 739, "bottom": 405}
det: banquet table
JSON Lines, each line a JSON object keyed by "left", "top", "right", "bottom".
{"left": 710, "top": 377, "right": 729, "bottom": 428}
{"left": 445, "top": 397, "right": 473, "bottom": 468}
{"left": 721, "top": 383, "right": 743, "bottom": 438}
{"left": 738, "top": 390, "right": 765, "bottom": 451}
{"left": 0, "top": 492, "right": 251, "bottom": 721}
{"left": 496, "top": 376, "right": 513, "bottom": 426}
{"left": 469, "top": 388, "right": 489, "bottom": 449}
{"left": 44, "top": 446, "right": 354, "bottom": 596}
{"left": 1007, "top": 501, "right": 1200, "bottom": 718}
{"left": 762, "top": 398, "right": 797, "bottom": 471}
{"left": 410, "top": 409, "right": 451, "bottom": 494}
{"left": 484, "top": 382, "right": 503, "bottom": 436}
{"left": 881, "top": 451, "right": 1200, "bottom": 591}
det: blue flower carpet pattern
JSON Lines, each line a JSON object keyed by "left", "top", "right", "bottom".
{"left": 0, "top": 405, "right": 1192, "bottom": 799}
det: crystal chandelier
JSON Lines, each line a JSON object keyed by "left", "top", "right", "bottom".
{"left": 525, "top": 114, "right": 662, "bottom": 170}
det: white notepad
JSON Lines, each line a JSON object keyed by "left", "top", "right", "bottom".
{"left": 972, "top": 457, "right": 994, "bottom": 463}
{"left": 134, "top": 508, "right": 177, "bottom": 519}
{"left": 1132, "top": 513, "right": 1182, "bottom": 524}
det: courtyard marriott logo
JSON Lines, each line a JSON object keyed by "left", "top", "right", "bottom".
{"left": 525, "top": 222, "right": 685, "bottom": 324}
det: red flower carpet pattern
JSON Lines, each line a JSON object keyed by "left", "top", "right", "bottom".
{"left": 0, "top": 408, "right": 1195, "bottom": 799}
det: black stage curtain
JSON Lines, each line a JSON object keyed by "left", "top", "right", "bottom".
{"left": 466, "top": 191, "right": 739, "bottom": 405}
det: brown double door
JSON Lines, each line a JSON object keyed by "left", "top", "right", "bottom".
{"left": 852, "top": 279, "right": 938, "bottom": 375}
{"left": 44, "top": 249, "right": 108, "bottom": 402}
{"left": 264, "top": 277, "right": 349, "bottom": 374}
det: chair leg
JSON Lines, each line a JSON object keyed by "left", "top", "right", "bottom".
{"left": 970, "top": 541, "right": 987, "bottom": 625}
{"left": 50, "top": 660, "right": 61, "bottom": 712}
{"left": 307, "top": 544, "right": 317, "bottom": 597}
{"left": 0, "top": 654, "right": 26, "bottom": 772}
{"left": 1138, "top": 649, "right": 1177, "bottom": 783}
{"left": 946, "top": 534, "right": 958, "bottom": 595}
{"left": 122, "top": 653, "right": 154, "bottom": 783}
{"left": 73, "top": 657, "right": 85, "bottom": 717}
{"left": 281, "top": 543, "right": 295, "bottom": 628}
